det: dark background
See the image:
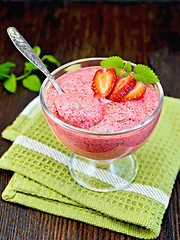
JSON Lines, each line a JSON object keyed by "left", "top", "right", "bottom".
{"left": 0, "top": 1, "right": 180, "bottom": 240}
{"left": 2, "top": 0, "right": 180, "bottom": 2}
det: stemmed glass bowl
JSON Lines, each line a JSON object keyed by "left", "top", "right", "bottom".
{"left": 40, "top": 58, "right": 164, "bottom": 192}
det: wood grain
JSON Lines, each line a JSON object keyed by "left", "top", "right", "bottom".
{"left": 0, "top": 2, "right": 179, "bottom": 240}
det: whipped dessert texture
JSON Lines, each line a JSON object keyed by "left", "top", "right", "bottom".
{"left": 45, "top": 67, "right": 159, "bottom": 132}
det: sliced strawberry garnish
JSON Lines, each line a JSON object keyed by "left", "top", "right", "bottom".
{"left": 108, "top": 75, "right": 136, "bottom": 102}
{"left": 92, "top": 68, "right": 116, "bottom": 97}
{"left": 121, "top": 81, "right": 146, "bottom": 101}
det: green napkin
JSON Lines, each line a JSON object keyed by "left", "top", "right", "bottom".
{"left": 0, "top": 96, "right": 180, "bottom": 239}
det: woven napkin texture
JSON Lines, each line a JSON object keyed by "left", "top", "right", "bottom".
{"left": 0, "top": 96, "right": 180, "bottom": 239}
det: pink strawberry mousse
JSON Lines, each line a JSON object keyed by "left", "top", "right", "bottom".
{"left": 43, "top": 66, "right": 161, "bottom": 160}
{"left": 54, "top": 93, "right": 103, "bottom": 129}
{"left": 45, "top": 67, "right": 158, "bottom": 132}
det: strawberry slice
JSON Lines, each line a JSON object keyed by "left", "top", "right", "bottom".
{"left": 121, "top": 81, "right": 146, "bottom": 101}
{"left": 92, "top": 68, "right": 116, "bottom": 97}
{"left": 108, "top": 75, "right": 136, "bottom": 102}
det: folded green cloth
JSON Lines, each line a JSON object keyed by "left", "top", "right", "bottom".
{"left": 0, "top": 96, "right": 180, "bottom": 239}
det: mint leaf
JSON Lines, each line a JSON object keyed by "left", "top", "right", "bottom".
{"left": 33, "top": 46, "right": 41, "bottom": 56}
{"left": 123, "top": 61, "right": 132, "bottom": 73}
{"left": 22, "top": 74, "right": 41, "bottom": 92}
{"left": 1, "top": 62, "right": 16, "bottom": 68}
{"left": 100, "top": 56, "right": 159, "bottom": 84}
{"left": 0, "top": 62, "right": 16, "bottom": 80}
{"left": 133, "top": 64, "right": 159, "bottom": 85}
{"left": 1, "top": 46, "right": 60, "bottom": 93}
{"left": 100, "top": 56, "right": 124, "bottom": 77}
{"left": 115, "top": 68, "right": 122, "bottom": 77}
{"left": 100, "top": 56, "right": 124, "bottom": 68}
{"left": 24, "top": 62, "right": 38, "bottom": 72}
{"left": 42, "top": 55, "right": 60, "bottom": 67}
{"left": 122, "top": 72, "right": 130, "bottom": 78}
{"left": 0, "top": 68, "right": 9, "bottom": 80}
{"left": 3, "top": 74, "right": 17, "bottom": 93}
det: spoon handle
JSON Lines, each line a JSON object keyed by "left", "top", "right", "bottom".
{"left": 7, "top": 27, "right": 62, "bottom": 94}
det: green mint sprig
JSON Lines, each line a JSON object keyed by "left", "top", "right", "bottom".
{"left": 100, "top": 56, "right": 159, "bottom": 85}
{"left": 0, "top": 46, "right": 60, "bottom": 93}
{"left": 101, "top": 56, "right": 124, "bottom": 77}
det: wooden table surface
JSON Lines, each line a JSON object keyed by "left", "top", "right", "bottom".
{"left": 0, "top": 2, "right": 179, "bottom": 240}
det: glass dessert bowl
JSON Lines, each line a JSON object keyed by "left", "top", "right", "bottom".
{"left": 40, "top": 58, "right": 164, "bottom": 192}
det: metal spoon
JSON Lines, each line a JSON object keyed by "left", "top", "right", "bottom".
{"left": 7, "top": 26, "right": 62, "bottom": 94}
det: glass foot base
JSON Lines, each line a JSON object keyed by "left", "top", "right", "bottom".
{"left": 68, "top": 154, "right": 138, "bottom": 192}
